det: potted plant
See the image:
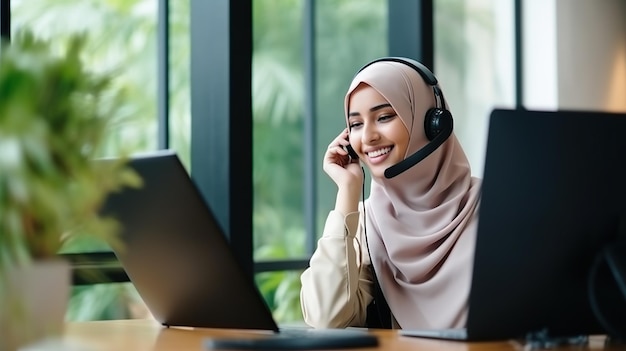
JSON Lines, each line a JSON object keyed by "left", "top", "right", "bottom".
{"left": 0, "top": 30, "right": 141, "bottom": 350}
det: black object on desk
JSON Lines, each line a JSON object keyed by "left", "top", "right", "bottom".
{"left": 204, "top": 329, "right": 379, "bottom": 350}
{"left": 204, "top": 334, "right": 378, "bottom": 350}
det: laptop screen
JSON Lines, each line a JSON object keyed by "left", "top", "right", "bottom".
{"left": 100, "top": 150, "right": 280, "bottom": 331}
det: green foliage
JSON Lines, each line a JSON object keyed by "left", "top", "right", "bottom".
{"left": 9, "top": 0, "right": 164, "bottom": 322}
{"left": 256, "top": 270, "right": 303, "bottom": 323}
{"left": 66, "top": 283, "right": 144, "bottom": 321}
{"left": 0, "top": 30, "right": 142, "bottom": 276}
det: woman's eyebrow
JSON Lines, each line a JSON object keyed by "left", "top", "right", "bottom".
{"left": 370, "top": 103, "right": 392, "bottom": 112}
{"left": 348, "top": 103, "right": 393, "bottom": 117}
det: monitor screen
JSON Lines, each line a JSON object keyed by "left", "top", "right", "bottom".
{"left": 467, "top": 108, "right": 626, "bottom": 341}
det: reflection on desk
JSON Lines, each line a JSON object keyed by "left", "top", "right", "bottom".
{"left": 61, "top": 319, "right": 616, "bottom": 351}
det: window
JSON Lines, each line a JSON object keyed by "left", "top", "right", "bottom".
{"left": 434, "top": 0, "right": 515, "bottom": 177}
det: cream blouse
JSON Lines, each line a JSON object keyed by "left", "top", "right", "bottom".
{"left": 300, "top": 209, "right": 400, "bottom": 329}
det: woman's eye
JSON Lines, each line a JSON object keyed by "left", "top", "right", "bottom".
{"left": 349, "top": 122, "right": 363, "bottom": 129}
{"left": 379, "top": 114, "right": 397, "bottom": 122}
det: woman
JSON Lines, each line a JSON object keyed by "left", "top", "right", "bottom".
{"left": 300, "top": 57, "right": 481, "bottom": 330}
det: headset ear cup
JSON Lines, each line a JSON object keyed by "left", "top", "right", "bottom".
{"left": 424, "top": 108, "right": 453, "bottom": 141}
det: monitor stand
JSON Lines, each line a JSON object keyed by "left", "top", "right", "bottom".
{"left": 606, "top": 336, "right": 626, "bottom": 347}
{"left": 589, "top": 240, "right": 626, "bottom": 341}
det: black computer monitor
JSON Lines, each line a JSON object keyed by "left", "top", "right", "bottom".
{"left": 467, "top": 108, "right": 626, "bottom": 341}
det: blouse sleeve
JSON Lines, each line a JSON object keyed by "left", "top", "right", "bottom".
{"left": 299, "top": 208, "right": 374, "bottom": 328}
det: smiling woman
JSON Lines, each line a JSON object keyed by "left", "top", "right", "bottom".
{"left": 300, "top": 57, "right": 481, "bottom": 330}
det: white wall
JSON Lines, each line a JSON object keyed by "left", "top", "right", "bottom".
{"left": 557, "top": 0, "right": 626, "bottom": 112}
{"left": 523, "top": 0, "right": 558, "bottom": 110}
{"left": 525, "top": 0, "right": 626, "bottom": 112}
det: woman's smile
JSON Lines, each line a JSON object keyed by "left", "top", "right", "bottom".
{"left": 365, "top": 146, "right": 393, "bottom": 164}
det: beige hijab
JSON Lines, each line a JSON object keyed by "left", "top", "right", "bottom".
{"left": 345, "top": 60, "right": 481, "bottom": 329}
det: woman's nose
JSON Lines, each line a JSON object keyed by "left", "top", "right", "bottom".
{"left": 362, "top": 123, "right": 380, "bottom": 143}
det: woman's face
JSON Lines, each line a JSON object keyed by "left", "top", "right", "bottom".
{"left": 347, "top": 83, "right": 410, "bottom": 179}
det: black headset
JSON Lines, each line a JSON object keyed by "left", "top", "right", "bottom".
{"left": 356, "top": 57, "right": 454, "bottom": 178}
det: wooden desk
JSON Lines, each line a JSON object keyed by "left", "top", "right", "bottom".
{"left": 62, "top": 319, "right": 617, "bottom": 351}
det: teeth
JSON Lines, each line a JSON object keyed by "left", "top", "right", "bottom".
{"left": 367, "top": 147, "right": 391, "bottom": 158}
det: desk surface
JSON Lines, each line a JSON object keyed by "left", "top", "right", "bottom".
{"left": 61, "top": 319, "right": 617, "bottom": 351}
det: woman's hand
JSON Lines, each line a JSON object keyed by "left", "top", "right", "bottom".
{"left": 323, "top": 129, "right": 364, "bottom": 191}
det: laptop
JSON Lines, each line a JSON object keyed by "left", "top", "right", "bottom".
{"left": 401, "top": 108, "right": 626, "bottom": 342}
{"left": 99, "top": 149, "right": 378, "bottom": 349}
